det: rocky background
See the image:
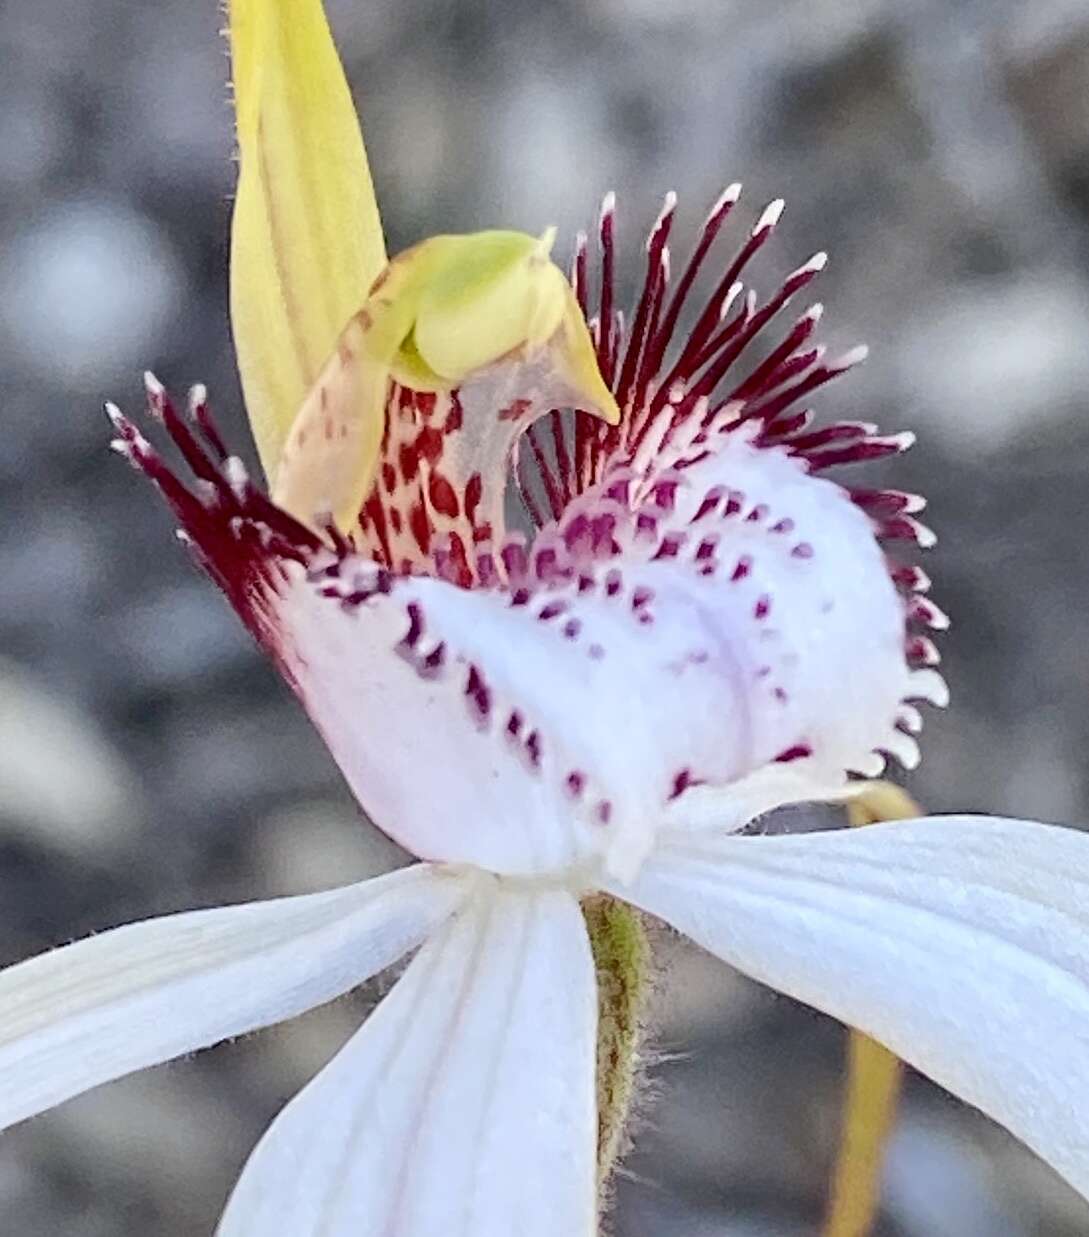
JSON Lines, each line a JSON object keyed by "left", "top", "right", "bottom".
{"left": 2, "top": 0, "right": 1089, "bottom": 1232}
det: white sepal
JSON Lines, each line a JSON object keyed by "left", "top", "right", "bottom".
{"left": 0, "top": 864, "right": 464, "bottom": 1131}
{"left": 218, "top": 881, "right": 598, "bottom": 1237}
{"left": 613, "top": 814, "right": 1089, "bottom": 1201}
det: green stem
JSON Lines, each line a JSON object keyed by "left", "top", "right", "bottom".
{"left": 582, "top": 895, "right": 651, "bottom": 1190}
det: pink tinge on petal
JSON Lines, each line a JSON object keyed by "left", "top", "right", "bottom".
{"left": 520, "top": 420, "right": 932, "bottom": 818}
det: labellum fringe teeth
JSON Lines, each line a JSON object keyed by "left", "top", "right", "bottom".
{"left": 109, "top": 187, "right": 946, "bottom": 869}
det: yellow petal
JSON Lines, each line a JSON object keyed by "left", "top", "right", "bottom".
{"left": 228, "top": 0, "right": 386, "bottom": 481}
{"left": 270, "top": 312, "right": 389, "bottom": 533}
{"left": 270, "top": 239, "right": 450, "bottom": 529}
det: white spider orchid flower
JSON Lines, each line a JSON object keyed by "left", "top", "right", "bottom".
{"left": 3, "top": 1, "right": 1089, "bottom": 1233}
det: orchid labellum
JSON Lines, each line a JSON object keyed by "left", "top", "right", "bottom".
{"left": 2, "top": 1, "right": 1089, "bottom": 1233}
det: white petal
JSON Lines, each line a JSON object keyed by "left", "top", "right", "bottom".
{"left": 0, "top": 864, "right": 464, "bottom": 1130}
{"left": 274, "top": 479, "right": 894, "bottom": 880}
{"left": 286, "top": 554, "right": 792, "bottom": 877}
{"left": 127, "top": 437, "right": 817, "bottom": 879}
{"left": 611, "top": 815, "right": 1089, "bottom": 1199}
{"left": 120, "top": 394, "right": 920, "bottom": 884}
{"left": 662, "top": 761, "right": 852, "bottom": 833}
{"left": 639, "top": 428, "right": 919, "bottom": 782}
{"left": 218, "top": 882, "right": 597, "bottom": 1237}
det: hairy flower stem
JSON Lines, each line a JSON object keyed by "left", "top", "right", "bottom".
{"left": 582, "top": 894, "right": 651, "bottom": 1189}
{"left": 823, "top": 782, "right": 922, "bottom": 1237}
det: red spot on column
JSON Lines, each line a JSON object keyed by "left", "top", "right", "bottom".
{"left": 498, "top": 397, "right": 532, "bottom": 422}
{"left": 399, "top": 441, "right": 419, "bottom": 481}
{"left": 428, "top": 472, "right": 460, "bottom": 519}
{"left": 379, "top": 398, "right": 391, "bottom": 450}
{"left": 409, "top": 503, "right": 431, "bottom": 555}
{"left": 362, "top": 495, "right": 393, "bottom": 566}
{"left": 416, "top": 392, "right": 437, "bottom": 419}
{"left": 464, "top": 472, "right": 483, "bottom": 528}
{"left": 443, "top": 395, "right": 464, "bottom": 433}
{"left": 447, "top": 532, "right": 472, "bottom": 587}
{"left": 416, "top": 426, "right": 444, "bottom": 464}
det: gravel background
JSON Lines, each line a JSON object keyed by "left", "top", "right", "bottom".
{"left": 2, "top": 0, "right": 1089, "bottom": 1233}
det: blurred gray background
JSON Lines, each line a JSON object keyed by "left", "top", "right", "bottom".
{"left": 2, "top": 0, "right": 1089, "bottom": 1232}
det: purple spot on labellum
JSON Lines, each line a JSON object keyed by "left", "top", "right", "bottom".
{"left": 775, "top": 743, "right": 812, "bottom": 763}
{"left": 402, "top": 602, "right": 424, "bottom": 648}
{"left": 526, "top": 730, "right": 543, "bottom": 767}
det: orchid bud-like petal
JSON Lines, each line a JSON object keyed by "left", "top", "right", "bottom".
{"left": 228, "top": 0, "right": 386, "bottom": 480}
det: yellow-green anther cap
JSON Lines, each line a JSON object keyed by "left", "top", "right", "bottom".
{"left": 272, "top": 230, "right": 619, "bottom": 531}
